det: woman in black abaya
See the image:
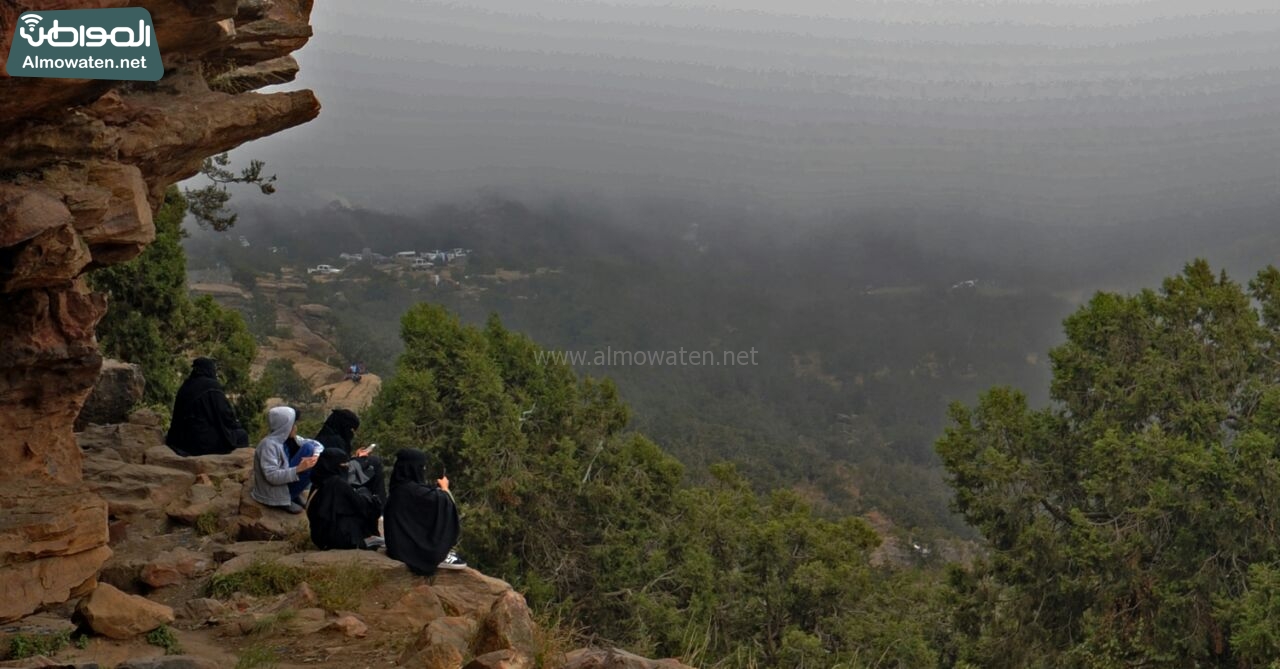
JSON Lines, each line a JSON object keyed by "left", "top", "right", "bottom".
{"left": 384, "top": 449, "right": 466, "bottom": 575}
{"left": 307, "top": 449, "right": 383, "bottom": 550}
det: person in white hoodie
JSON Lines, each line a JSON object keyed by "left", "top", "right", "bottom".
{"left": 251, "top": 406, "right": 318, "bottom": 514}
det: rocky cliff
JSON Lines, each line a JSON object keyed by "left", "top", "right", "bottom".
{"left": 0, "top": 0, "right": 320, "bottom": 622}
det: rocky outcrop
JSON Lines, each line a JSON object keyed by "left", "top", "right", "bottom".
{"left": 82, "top": 451, "right": 197, "bottom": 518}
{"left": 0, "top": 0, "right": 320, "bottom": 622}
{"left": 0, "top": 483, "right": 111, "bottom": 623}
{"left": 75, "top": 359, "right": 144, "bottom": 430}
{"left": 78, "top": 415, "right": 165, "bottom": 464}
{"left": 1, "top": 0, "right": 320, "bottom": 484}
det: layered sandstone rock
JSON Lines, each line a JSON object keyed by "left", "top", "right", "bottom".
{"left": 76, "top": 582, "right": 175, "bottom": 639}
{"left": 0, "top": 0, "right": 320, "bottom": 622}
{"left": 0, "top": 483, "right": 111, "bottom": 623}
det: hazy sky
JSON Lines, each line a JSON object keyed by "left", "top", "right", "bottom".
{"left": 238, "top": 0, "right": 1280, "bottom": 227}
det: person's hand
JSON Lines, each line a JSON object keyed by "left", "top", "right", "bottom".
{"left": 437, "top": 475, "right": 450, "bottom": 492}
{"left": 355, "top": 447, "right": 371, "bottom": 458}
{"left": 297, "top": 455, "right": 319, "bottom": 473}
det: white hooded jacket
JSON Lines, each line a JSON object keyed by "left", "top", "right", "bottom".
{"left": 250, "top": 406, "right": 300, "bottom": 507}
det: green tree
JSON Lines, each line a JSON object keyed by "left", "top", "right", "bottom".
{"left": 90, "top": 187, "right": 263, "bottom": 432}
{"left": 937, "top": 261, "right": 1280, "bottom": 668}
{"left": 184, "top": 152, "right": 277, "bottom": 231}
{"left": 367, "top": 304, "right": 947, "bottom": 667}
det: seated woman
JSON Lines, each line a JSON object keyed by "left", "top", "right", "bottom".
{"left": 384, "top": 449, "right": 466, "bottom": 575}
{"left": 250, "top": 406, "right": 317, "bottom": 514}
{"left": 314, "top": 409, "right": 386, "bottom": 503}
{"left": 307, "top": 449, "right": 384, "bottom": 550}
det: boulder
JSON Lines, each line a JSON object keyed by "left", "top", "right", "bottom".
{"left": 464, "top": 650, "right": 534, "bottom": 669}
{"left": 74, "top": 358, "right": 144, "bottom": 429}
{"left": 328, "top": 614, "right": 367, "bottom": 638}
{"left": 563, "top": 648, "right": 696, "bottom": 669}
{"left": 235, "top": 480, "right": 308, "bottom": 541}
{"left": 140, "top": 548, "right": 214, "bottom": 588}
{"left": 430, "top": 568, "right": 513, "bottom": 619}
{"left": 385, "top": 584, "right": 448, "bottom": 631}
{"left": 76, "top": 583, "right": 174, "bottom": 639}
{"left": 474, "top": 591, "right": 536, "bottom": 656}
{"left": 398, "top": 616, "right": 478, "bottom": 667}
{"left": 0, "top": 483, "right": 111, "bottom": 622}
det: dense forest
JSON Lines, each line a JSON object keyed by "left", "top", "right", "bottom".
{"left": 93, "top": 188, "right": 1280, "bottom": 665}
{"left": 185, "top": 198, "right": 1078, "bottom": 541}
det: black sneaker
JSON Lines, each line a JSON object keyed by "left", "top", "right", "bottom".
{"left": 364, "top": 536, "right": 385, "bottom": 550}
{"left": 437, "top": 550, "right": 467, "bottom": 570}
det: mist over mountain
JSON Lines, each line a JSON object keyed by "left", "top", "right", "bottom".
{"left": 188, "top": 0, "right": 1280, "bottom": 536}
{"left": 233, "top": 0, "right": 1280, "bottom": 234}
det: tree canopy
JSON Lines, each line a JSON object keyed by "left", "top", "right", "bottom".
{"left": 365, "top": 304, "right": 945, "bottom": 667}
{"left": 938, "top": 260, "right": 1280, "bottom": 668}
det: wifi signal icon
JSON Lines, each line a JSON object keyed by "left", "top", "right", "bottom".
{"left": 21, "top": 14, "right": 43, "bottom": 27}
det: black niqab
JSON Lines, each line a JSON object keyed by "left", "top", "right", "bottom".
{"left": 384, "top": 449, "right": 460, "bottom": 576}
{"left": 314, "top": 409, "right": 360, "bottom": 453}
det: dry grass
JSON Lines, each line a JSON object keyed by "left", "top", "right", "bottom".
{"left": 309, "top": 562, "right": 386, "bottom": 612}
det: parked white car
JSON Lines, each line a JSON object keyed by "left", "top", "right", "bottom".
{"left": 308, "top": 264, "right": 341, "bottom": 275}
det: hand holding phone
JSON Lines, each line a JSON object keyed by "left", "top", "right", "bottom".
{"left": 437, "top": 475, "right": 450, "bottom": 492}
{"left": 356, "top": 443, "right": 377, "bottom": 458}
{"left": 297, "top": 455, "right": 319, "bottom": 473}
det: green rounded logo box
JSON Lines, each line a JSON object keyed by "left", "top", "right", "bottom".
{"left": 6, "top": 7, "right": 162, "bottom": 81}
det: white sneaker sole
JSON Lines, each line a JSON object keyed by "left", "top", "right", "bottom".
{"left": 436, "top": 562, "right": 468, "bottom": 570}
